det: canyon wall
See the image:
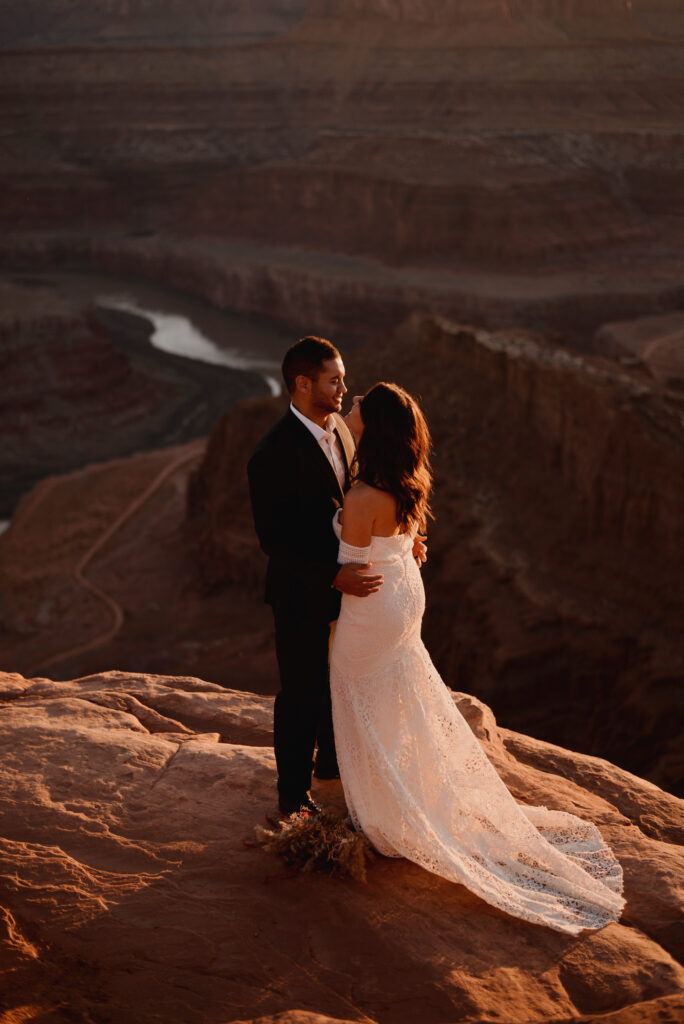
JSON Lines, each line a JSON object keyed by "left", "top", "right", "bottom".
{"left": 3, "top": 36, "right": 682, "bottom": 269}
{"left": 1, "top": 0, "right": 683, "bottom": 345}
{"left": 3, "top": 233, "right": 683, "bottom": 350}
{"left": 0, "top": 0, "right": 308, "bottom": 46}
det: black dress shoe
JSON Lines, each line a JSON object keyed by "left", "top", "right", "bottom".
{"left": 313, "top": 760, "right": 340, "bottom": 780}
{"left": 278, "top": 793, "right": 322, "bottom": 817}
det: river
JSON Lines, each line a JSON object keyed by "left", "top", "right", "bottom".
{"left": 100, "top": 290, "right": 283, "bottom": 395}
{"left": 1, "top": 270, "right": 298, "bottom": 523}
{"left": 12, "top": 270, "right": 291, "bottom": 394}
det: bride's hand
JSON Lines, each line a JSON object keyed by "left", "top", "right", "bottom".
{"left": 412, "top": 534, "right": 427, "bottom": 567}
{"left": 333, "top": 563, "right": 384, "bottom": 597}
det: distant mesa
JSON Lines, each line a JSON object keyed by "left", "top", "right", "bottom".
{"left": 2, "top": 0, "right": 684, "bottom": 349}
{"left": 596, "top": 311, "right": 684, "bottom": 389}
{"left": 0, "top": 0, "right": 309, "bottom": 47}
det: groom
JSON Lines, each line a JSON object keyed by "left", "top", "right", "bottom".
{"left": 247, "top": 336, "right": 384, "bottom": 816}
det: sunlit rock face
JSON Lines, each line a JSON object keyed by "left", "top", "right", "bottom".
{"left": 1, "top": 0, "right": 684, "bottom": 339}
{"left": 0, "top": 668, "right": 682, "bottom": 1023}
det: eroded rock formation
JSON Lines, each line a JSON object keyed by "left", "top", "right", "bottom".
{"left": 0, "top": 668, "right": 682, "bottom": 1023}
{"left": 1, "top": 1, "right": 683, "bottom": 341}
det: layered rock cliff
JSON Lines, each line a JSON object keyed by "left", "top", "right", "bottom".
{"left": 0, "top": 0, "right": 308, "bottom": 47}
{"left": 0, "top": 668, "right": 682, "bottom": 1023}
{"left": 2, "top": 0, "right": 683, "bottom": 342}
{"left": 3, "top": 233, "right": 683, "bottom": 350}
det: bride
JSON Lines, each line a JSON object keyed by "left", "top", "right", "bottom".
{"left": 329, "top": 382, "right": 625, "bottom": 935}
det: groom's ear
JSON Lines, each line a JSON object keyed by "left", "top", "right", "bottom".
{"left": 294, "top": 374, "right": 311, "bottom": 394}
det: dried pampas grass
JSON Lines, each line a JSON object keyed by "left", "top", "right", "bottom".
{"left": 255, "top": 810, "right": 376, "bottom": 881}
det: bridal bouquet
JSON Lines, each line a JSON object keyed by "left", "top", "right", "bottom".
{"left": 255, "top": 811, "right": 376, "bottom": 881}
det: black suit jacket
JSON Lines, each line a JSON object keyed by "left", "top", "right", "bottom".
{"left": 247, "top": 408, "right": 356, "bottom": 623}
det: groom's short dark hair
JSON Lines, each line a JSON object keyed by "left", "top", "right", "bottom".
{"left": 282, "top": 336, "right": 340, "bottom": 394}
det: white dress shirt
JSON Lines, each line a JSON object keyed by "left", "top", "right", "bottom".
{"left": 290, "top": 402, "right": 346, "bottom": 490}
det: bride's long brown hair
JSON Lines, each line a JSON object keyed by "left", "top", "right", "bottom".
{"left": 354, "top": 382, "right": 433, "bottom": 532}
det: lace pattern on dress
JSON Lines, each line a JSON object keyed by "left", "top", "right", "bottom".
{"left": 329, "top": 512, "right": 624, "bottom": 935}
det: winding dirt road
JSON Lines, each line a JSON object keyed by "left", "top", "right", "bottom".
{"left": 28, "top": 443, "right": 204, "bottom": 676}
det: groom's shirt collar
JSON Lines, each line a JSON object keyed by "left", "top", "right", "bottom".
{"left": 289, "top": 401, "right": 346, "bottom": 489}
{"left": 289, "top": 401, "right": 334, "bottom": 442}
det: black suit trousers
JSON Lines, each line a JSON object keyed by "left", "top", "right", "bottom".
{"left": 272, "top": 604, "right": 337, "bottom": 801}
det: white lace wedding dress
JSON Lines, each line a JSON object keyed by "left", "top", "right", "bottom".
{"left": 329, "top": 510, "right": 624, "bottom": 934}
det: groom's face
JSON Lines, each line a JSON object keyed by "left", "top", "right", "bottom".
{"left": 311, "top": 357, "right": 347, "bottom": 416}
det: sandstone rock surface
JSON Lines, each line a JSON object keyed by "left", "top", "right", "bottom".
{"left": 0, "top": 668, "right": 682, "bottom": 1024}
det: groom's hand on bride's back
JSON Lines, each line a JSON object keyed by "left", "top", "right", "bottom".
{"left": 333, "top": 564, "right": 384, "bottom": 597}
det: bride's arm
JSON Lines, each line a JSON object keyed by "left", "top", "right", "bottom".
{"left": 332, "top": 486, "right": 384, "bottom": 596}
{"left": 340, "top": 485, "right": 375, "bottom": 548}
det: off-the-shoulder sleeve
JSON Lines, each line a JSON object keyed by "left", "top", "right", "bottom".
{"left": 338, "top": 538, "right": 372, "bottom": 564}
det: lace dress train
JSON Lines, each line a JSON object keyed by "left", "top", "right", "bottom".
{"left": 329, "top": 511, "right": 624, "bottom": 935}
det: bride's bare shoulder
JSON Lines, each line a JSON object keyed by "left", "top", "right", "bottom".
{"left": 345, "top": 481, "right": 395, "bottom": 512}
{"left": 348, "top": 485, "right": 374, "bottom": 505}
{"left": 344, "top": 483, "right": 382, "bottom": 503}
{"left": 343, "top": 482, "right": 399, "bottom": 538}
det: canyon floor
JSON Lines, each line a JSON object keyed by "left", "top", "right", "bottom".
{"left": 0, "top": 668, "right": 682, "bottom": 1024}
